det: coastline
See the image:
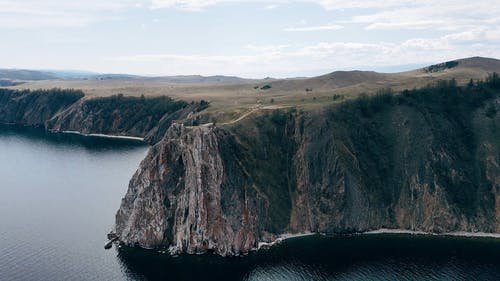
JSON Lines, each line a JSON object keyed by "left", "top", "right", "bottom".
{"left": 59, "top": 130, "right": 145, "bottom": 141}
{"left": 257, "top": 232, "right": 316, "bottom": 250}
{"left": 257, "top": 229, "right": 500, "bottom": 252}
{"left": 0, "top": 123, "right": 146, "bottom": 142}
{"left": 363, "top": 228, "right": 500, "bottom": 239}
{"left": 128, "top": 229, "right": 500, "bottom": 257}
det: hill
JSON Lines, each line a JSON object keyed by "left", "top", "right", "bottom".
{"left": 3, "top": 56, "right": 500, "bottom": 122}
{"left": 0, "top": 69, "right": 59, "bottom": 81}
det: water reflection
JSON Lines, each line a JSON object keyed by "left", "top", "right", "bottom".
{"left": 0, "top": 124, "right": 146, "bottom": 151}
{"left": 116, "top": 234, "right": 500, "bottom": 281}
{"left": 0, "top": 125, "right": 148, "bottom": 281}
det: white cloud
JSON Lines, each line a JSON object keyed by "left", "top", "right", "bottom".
{"left": 105, "top": 21, "right": 500, "bottom": 77}
{"left": 150, "top": 0, "right": 218, "bottom": 10}
{"left": 314, "top": 0, "right": 417, "bottom": 10}
{"left": 105, "top": 37, "right": 493, "bottom": 77}
{"left": 246, "top": 44, "right": 290, "bottom": 53}
{"left": 2, "top": 0, "right": 499, "bottom": 77}
{"left": 401, "top": 38, "right": 449, "bottom": 51}
{"left": 265, "top": 4, "right": 279, "bottom": 9}
{"left": 1, "top": 0, "right": 498, "bottom": 33}
{"left": 147, "top": 0, "right": 423, "bottom": 11}
{"left": 344, "top": 1, "right": 500, "bottom": 31}
{"left": 284, "top": 24, "right": 343, "bottom": 32}
{"left": 444, "top": 30, "right": 483, "bottom": 43}
{"left": 0, "top": 0, "right": 141, "bottom": 28}
{"left": 146, "top": 0, "right": 500, "bottom": 36}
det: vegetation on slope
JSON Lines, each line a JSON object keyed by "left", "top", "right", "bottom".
{"left": 316, "top": 73, "right": 500, "bottom": 219}
{"left": 0, "top": 88, "right": 84, "bottom": 126}
{"left": 229, "top": 110, "right": 297, "bottom": 232}
{"left": 0, "top": 89, "right": 209, "bottom": 142}
{"left": 224, "top": 73, "right": 500, "bottom": 232}
{"left": 424, "top": 60, "right": 460, "bottom": 73}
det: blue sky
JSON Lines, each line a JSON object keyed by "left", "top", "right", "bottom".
{"left": 1, "top": 0, "right": 499, "bottom": 78}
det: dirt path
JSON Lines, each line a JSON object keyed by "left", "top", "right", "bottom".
{"left": 220, "top": 105, "right": 290, "bottom": 125}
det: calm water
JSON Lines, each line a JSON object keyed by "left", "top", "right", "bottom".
{"left": 2, "top": 125, "right": 500, "bottom": 281}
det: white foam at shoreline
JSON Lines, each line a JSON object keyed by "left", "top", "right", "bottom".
{"left": 364, "top": 228, "right": 500, "bottom": 239}
{"left": 60, "top": 130, "right": 145, "bottom": 141}
{"left": 255, "top": 229, "right": 500, "bottom": 252}
{"left": 257, "top": 232, "right": 315, "bottom": 250}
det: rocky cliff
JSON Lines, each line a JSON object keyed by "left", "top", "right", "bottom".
{"left": 115, "top": 78, "right": 500, "bottom": 256}
{"left": 0, "top": 89, "right": 206, "bottom": 143}
{"left": 115, "top": 124, "right": 271, "bottom": 256}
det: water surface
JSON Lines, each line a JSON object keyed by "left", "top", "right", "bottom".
{"left": 0, "top": 125, "right": 148, "bottom": 281}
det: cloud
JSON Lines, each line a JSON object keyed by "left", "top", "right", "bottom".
{"left": 147, "top": 0, "right": 423, "bottom": 11}
{"left": 344, "top": 1, "right": 500, "bottom": 31}
{"left": 146, "top": 0, "right": 500, "bottom": 38}
{"left": 284, "top": 24, "right": 343, "bottom": 32}
{"left": 2, "top": 0, "right": 497, "bottom": 32}
{"left": 106, "top": 23, "right": 500, "bottom": 77}
{"left": 2, "top": 0, "right": 499, "bottom": 77}
{"left": 0, "top": 0, "right": 140, "bottom": 28}
{"left": 265, "top": 4, "right": 279, "bottom": 10}
{"left": 150, "top": 0, "right": 218, "bottom": 10}
{"left": 314, "top": 0, "right": 417, "bottom": 10}
{"left": 399, "top": 38, "right": 449, "bottom": 52}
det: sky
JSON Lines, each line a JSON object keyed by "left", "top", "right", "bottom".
{"left": 1, "top": 0, "right": 499, "bottom": 78}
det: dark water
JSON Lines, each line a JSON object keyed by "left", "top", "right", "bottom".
{"left": 0, "top": 125, "right": 148, "bottom": 281}
{"left": 3, "top": 125, "right": 500, "bottom": 281}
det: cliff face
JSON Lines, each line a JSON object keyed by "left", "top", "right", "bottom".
{"left": 115, "top": 85, "right": 500, "bottom": 256}
{"left": 0, "top": 89, "right": 203, "bottom": 143}
{"left": 0, "top": 89, "right": 83, "bottom": 127}
{"left": 293, "top": 100, "right": 499, "bottom": 234}
{"left": 115, "top": 124, "right": 268, "bottom": 256}
{"left": 46, "top": 95, "right": 195, "bottom": 140}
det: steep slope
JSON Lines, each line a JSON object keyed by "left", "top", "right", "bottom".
{"left": 0, "top": 89, "right": 84, "bottom": 126}
{"left": 0, "top": 89, "right": 206, "bottom": 142}
{"left": 115, "top": 124, "right": 268, "bottom": 256}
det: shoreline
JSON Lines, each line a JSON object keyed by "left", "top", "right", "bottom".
{"left": 363, "top": 228, "right": 500, "bottom": 239}
{"left": 257, "top": 232, "right": 316, "bottom": 250}
{"left": 257, "top": 229, "right": 500, "bottom": 252}
{"left": 0, "top": 123, "right": 146, "bottom": 141}
{"left": 59, "top": 130, "right": 145, "bottom": 141}
{"left": 130, "top": 229, "right": 500, "bottom": 257}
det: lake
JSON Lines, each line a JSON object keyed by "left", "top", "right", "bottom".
{"left": 2, "top": 125, "right": 500, "bottom": 281}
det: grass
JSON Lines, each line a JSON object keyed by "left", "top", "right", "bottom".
{"left": 4, "top": 57, "right": 500, "bottom": 120}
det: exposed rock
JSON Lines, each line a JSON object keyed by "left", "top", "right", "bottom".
{"left": 0, "top": 89, "right": 202, "bottom": 143}
{"left": 115, "top": 124, "right": 267, "bottom": 256}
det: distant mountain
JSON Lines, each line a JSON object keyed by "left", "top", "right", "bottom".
{"left": 0, "top": 68, "right": 259, "bottom": 85}
{"left": 0, "top": 69, "right": 59, "bottom": 81}
{"left": 423, "top": 56, "right": 500, "bottom": 73}
{"left": 2, "top": 56, "right": 500, "bottom": 90}
{"left": 43, "top": 70, "right": 100, "bottom": 79}
{"left": 145, "top": 75, "right": 260, "bottom": 85}
{"left": 249, "top": 56, "right": 500, "bottom": 95}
